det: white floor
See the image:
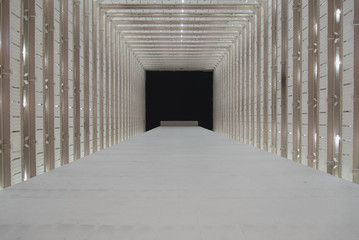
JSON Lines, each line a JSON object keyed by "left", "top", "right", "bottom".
{"left": 1, "top": 127, "right": 359, "bottom": 240}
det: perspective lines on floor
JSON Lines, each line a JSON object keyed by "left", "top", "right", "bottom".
{"left": 1, "top": 127, "right": 359, "bottom": 240}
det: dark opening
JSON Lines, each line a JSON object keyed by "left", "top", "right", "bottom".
{"left": 146, "top": 71, "right": 213, "bottom": 131}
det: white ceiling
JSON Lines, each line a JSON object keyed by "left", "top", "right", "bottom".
{"left": 99, "top": 0, "right": 261, "bottom": 71}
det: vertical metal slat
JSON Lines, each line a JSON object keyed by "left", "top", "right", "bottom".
{"left": 21, "top": 0, "right": 37, "bottom": 181}
{"left": 83, "top": 0, "right": 90, "bottom": 156}
{"left": 281, "top": 0, "right": 288, "bottom": 158}
{"left": 105, "top": 16, "right": 110, "bottom": 147}
{"left": 263, "top": 0, "right": 269, "bottom": 151}
{"left": 327, "top": 0, "right": 343, "bottom": 177}
{"left": 256, "top": 6, "right": 262, "bottom": 149}
{"left": 60, "top": 0, "right": 69, "bottom": 165}
{"left": 110, "top": 24, "right": 114, "bottom": 145}
{"left": 0, "top": 0, "right": 12, "bottom": 188}
{"left": 308, "top": 0, "right": 320, "bottom": 169}
{"left": 353, "top": 0, "right": 359, "bottom": 184}
{"left": 43, "top": 0, "right": 55, "bottom": 171}
{"left": 271, "top": 0, "right": 278, "bottom": 154}
{"left": 251, "top": 17, "right": 255, "bottom": 146}
{"left": 73, "top": 0, "right": 81, "bottom": 160}
{"left": 292, "top": 0, "right": 302, "bottom": 163}
{"left": 99, "top": 9, "right": 104, "bottom": 149}
{"left": 92, "top": 0, "right": 98, "bottom": 153}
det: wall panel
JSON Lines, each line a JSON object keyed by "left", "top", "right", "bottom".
{"left": 276, "top": 0, "right": 282, "bottom": 155}
{"left": 341, "top": 0, "right": 354, "bottom": 181}
{"left": 9, "top": 0, "right": 22, "bottom": 185}
{"left": 54, "top": 0, "right": 61, "bottom": 168}
{"left": 68, "top": 0, "right": 74, "bottom": 162}
{"left": 301, "top": 0, "right": 309, "bottom": 166}
{"left": 88, "top": 0, "right": 93, "bottom": 154}
{"left": 35, "top": 0, "right": 44, "bottom": 174}
{"left": 1, "top": 0, "right": 146, "bottom": 189}
{"left": 287, "top": 0, "right": 294, "bottom": 161}
{"left": 80, "top": 0, "right": 85, "bottom": 158}
{"left": 267, "top": 0, "right": 272, "bottom": 151}
{"left": 318, "top": 0, "right": 328, "bottom": 172}
{"left": 260, "top": 3, "right": 265, "bottom": 148}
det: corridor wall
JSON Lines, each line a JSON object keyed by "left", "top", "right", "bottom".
{"left": 0, "top": 0, "right": 146, "bottom": 189}
{"left": 213, "top": 0, "right": 359, "bottom": 184}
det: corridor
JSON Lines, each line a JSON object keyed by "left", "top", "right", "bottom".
{"left": 1, "top": 127, "right": 359, "bottom": 240}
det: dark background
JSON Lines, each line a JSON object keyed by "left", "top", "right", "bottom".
{"left": 146, "top": 71, "right": 213, "bottom": 131}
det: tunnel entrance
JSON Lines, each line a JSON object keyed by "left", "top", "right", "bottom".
{"left": 146, "top": 71, "right": 213, "bottom": 131}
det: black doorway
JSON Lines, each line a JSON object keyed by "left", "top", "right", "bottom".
{"left": 146, "top": 71, "right": 213, "bottom": 131}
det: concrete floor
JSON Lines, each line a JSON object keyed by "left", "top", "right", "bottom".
{"left": 1, "top": 127, "right": 359, "bottom": 240}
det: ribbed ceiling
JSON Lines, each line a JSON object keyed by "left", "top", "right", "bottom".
{"left": 99, "top": 0, "right": 261, "bottom": 71}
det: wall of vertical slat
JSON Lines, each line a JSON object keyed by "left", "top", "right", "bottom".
{"left": 213, "top": 0, "right": 358, "bottom": 184}
{"left": 1, "top": 1, "right": 358, "bottom": 189}
{"left": 0, "top": 0, "right": 146, "bottom": 189}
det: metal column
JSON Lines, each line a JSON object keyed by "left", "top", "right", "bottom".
{"left": 292, "top": 0, "right": 302, "bottom": 163}
{"left": 92, "top": 0, "right": 98, "bottom": 153}
{"left": 110, "top": 25, "right": 114, "bottom": 145}
{"left": 354, "top": 0, "right": 359, "bottom": 183}
{"left": 280, "top": 0, "right": 288, "bottom": 158}
{"left": 83, "top": 0, "right": 90, "bottom": 156}
{"left": 236, "top": 37, "right": 240, "bottom": 140}
{"left": 308, "top": 0, "right": 320, "bottom": 169}
{"left": 105, "top": 16, "right": 110, "bottom": 147}
{"left": 21, "top": 0, "right": 37, "bottom": 181}
{"left": 73, "top": 0, "right": 81, "bottom": 160}
{"left": 43, "top": 0, "right": 55, "bottom": 171}
{"left": 0, "top": 0, "right": 11, "bottom": 188}
{"left": 263, "top": 0, "right": 269, "bottom": 151}
{"left": 271, "top": 0, "right": 278, "bottom": 154}
{"left": 256, "top": 6, "right": 262, "bottom": 149}
{"left": 250, "top": 17, "right": 255, "bottom": 146}
{"left": 120, "top": 35, "right": 124, "bottom": 141}
{"left": 99, "top": 9, "right": 104, "bottom": 149}
{"left": 115, "top": 30, "right": 119, "bottom": 144}
{"left": 246, "top": 22, "right": 250, "bottom": 144}
{"left": 126, "top": 46, "right": 130, "bottom": 139}
{"left": 60, "top": 0, "right": 69, "bottom": 165}
{"left": 241, "top": 28, "right": 245, "bottom": 142}
{"left": 327, "top": 0, "right": 343, "bottom": 177}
